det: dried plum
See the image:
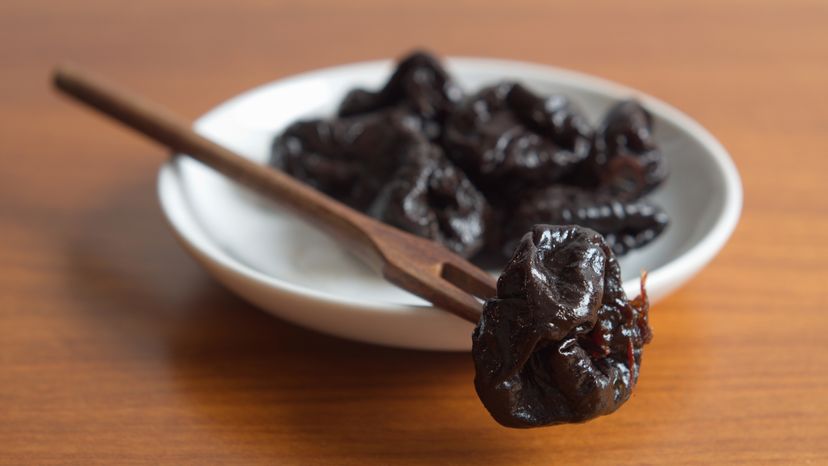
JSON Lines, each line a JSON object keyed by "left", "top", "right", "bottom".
{"left": 444, "top": 82, "right": 592, "bottom": 201}
{"left": 272, "top": 51, "right": 670, "bottom": 269}
{"left": 572, "top": 100, "right": 667, "bottom": 199}
{"left": 270, "top": 112, "right": 422, "bottom": 210}
{"left": 369, "top": 148, "right": 488, "bottom": 258}
{"left": 270, "top": 108, "right": 488, "bottom": 257}
{"left": 338, "top": 51, "right": 462, "bottom": 140}
{"left": 502, "top": 186, "right": 669, "bottom": 258}
{"left": 472, "top": 225, "right": 652, "bottom": 428}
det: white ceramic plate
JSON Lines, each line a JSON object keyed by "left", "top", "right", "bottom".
{"left": 157, "top": 58, "right": 742, "bottom": 351}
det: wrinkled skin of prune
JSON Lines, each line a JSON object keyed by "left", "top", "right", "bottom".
{"left": 270, "top": 112, "right": 422, "bottom": 210}
{"left": 472, "top": 225, "right": 651, "bottom": 428}
{"left": 502, "top": 186, "right": 669, "bottom": 258}
{"left": 338, "top": 51, "right": 462, "bottom": 141}
{"left": 571, "top": 100, "right": 667, "bottom": 200}
{"left": 273, "top": 51, "right": 670, "bottom": 265}
{"left": 270, "top": 109, "right": 489, "bottom": 258}
{"left": 369, "top": 147, "right": 488, "bottom": 258}
{"left": 444, "top": 82, "right": 592, "bottom": 202}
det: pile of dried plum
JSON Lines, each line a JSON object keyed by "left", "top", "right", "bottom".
{"left": 270, "top": 50, "right": 669, "bottom": 264}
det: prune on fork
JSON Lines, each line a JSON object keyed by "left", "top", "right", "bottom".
{"left": 472, "top": 225, "right": 652, "bottom": 428}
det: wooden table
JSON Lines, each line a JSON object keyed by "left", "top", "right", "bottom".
{"left": 2, "top": 1, "right": 827, "bottom": 464}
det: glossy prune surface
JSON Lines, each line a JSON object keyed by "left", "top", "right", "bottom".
{"left": 338, "top": 51, "right": 462, "bottom": 141}
{"left": 444, "top": 82, "right": 592, "bottom": 201}
{"left": 269, "top": 112, "right": 416, "bottom": 210}
{"left": 369, "top": 147, "right": 488, "bottom": 258}
{"left": 503, "top": 186, "right": 669, "bottom": 258}
{"left": 270, "top": 50, "right": 670, "bottom": 263}
{"left": 570, "top": 100, "right": 668, "bottom": 200}
{"left": 472, "top": 225, "right": 652, "bottom": 428}
{"left": 271, "top": 108, "right": 488, "bottom": 257}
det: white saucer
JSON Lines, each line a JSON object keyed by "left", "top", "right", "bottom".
{"left": 157, "top": 57, "right": 742, "bottom": 351}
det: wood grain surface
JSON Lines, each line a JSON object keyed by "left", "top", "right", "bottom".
{"left": 2, "top": 0, "right": 827, "bottom": 464}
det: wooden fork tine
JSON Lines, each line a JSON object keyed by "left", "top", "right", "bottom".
{"left": 383, "top": 264, "right": 483, "bottom": 324}
{"left": 441, "top": 259, "right": 498, "bottom": 300}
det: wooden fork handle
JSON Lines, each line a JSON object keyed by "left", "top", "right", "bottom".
{"left": 52, "top": 64, "right": 386, "bottom": 270}
{"left": 53, "top": 64, "right": 493, "bottom": 325}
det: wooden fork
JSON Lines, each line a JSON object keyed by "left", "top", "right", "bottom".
{"left": 53, "top": 64, "right": 496, "bottom": 324}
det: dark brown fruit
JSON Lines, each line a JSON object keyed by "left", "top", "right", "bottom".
{"left": 338, "top": 51, "right": 462, "bottom": 141}
{"left": 270, "top": 108, "right": 488, "bottom": 258}
{"left": 270, "top": 111, "right": 420, "bottom": 210}
{"left": 571, "top": 99, "right": 668, "bottom": 200}
{"left": 472, "top": 225, "right": 652, "bottom": 428}
{"left": 444, "top": 82, "right": 592, "bottom": 202}
{"left": 273, "top": 51, "right": 670, "bottom": 270}
{"left": 370, "top": 147, "right": 488, "bottom": 258}
{"left": 502, "top": 186, "right": 669, "bottom": 258}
